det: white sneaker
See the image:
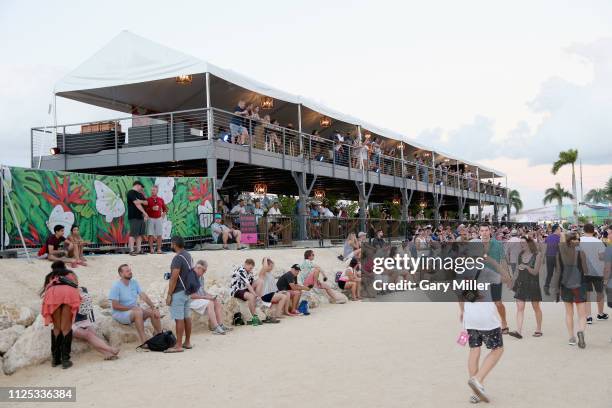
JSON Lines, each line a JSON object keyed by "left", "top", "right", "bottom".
{"left": 212, "top": 325, "right": 226, "bottom": 335}
{"left": 468, "top": 378, "right": 489, "bottom": 403}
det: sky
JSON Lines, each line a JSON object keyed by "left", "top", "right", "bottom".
{"left": 1, "top": 0, "right": 611, "bottom": 209}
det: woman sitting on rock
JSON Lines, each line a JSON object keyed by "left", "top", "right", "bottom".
{"left": 40, "top": 261, "right": 81, "bottom": 369}
{"left": 338, "top": 257, "right": 362, "bottom": 301}
{"left": 73, "top": 285, "right": 120, "bottom": 360}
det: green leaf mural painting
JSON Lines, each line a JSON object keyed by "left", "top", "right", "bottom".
{"left": 1, "top": 166, "right": 213, "bottom": 247}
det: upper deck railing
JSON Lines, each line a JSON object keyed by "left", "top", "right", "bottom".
{"left": 31, "top": 107, "right": 509, "bottom": 200}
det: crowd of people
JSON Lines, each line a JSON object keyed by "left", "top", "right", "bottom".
{"left": 354, "top": 221, "right": 611, "bottom": 403}
{"left": 38, "top": 215, "right": 611, "bottom": 404}
{"left": 216, "top": 99, "right": 506, "bottom": 196}
{"left": 39, "top": 236, "right": 356, "bottom": 366}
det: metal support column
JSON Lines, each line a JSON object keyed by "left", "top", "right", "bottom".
{"left": 206, "top": 72, "right": 213, "bottom": 140}
{"left": 291, "top": 171, "right": 317, "bottom": 240}
{"left": 297, "top": 104, "right": 303, "bottom": 157}
{"left": 207, "top": 158, "right": 234, "bottom": 208}
{"left": 355, "top": 180, "right": 374, "bottom": 233}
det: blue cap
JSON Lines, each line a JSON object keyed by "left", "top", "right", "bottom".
{"left": 214, "top": 213, "right": 222, "bottom": 219}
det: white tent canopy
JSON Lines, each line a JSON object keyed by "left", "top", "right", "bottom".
{"left": 54, "top": 30, "right": 504, "bottom": 178}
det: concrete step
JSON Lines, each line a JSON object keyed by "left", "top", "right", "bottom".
{"left": 195, "top": 243, "right": 250, "bottom": 251}
{"left": 292, "top": 239, "right": 333, "bottom": 248}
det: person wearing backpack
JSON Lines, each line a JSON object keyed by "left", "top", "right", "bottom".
{"left": 165, "top": 236, "right": 195, "bottom": 353}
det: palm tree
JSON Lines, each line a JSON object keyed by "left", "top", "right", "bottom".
{"left": 551, "top": 149, "right": 578, "bottom": 221}
{"left": 584, "top": 188, "right": 610, "bottom": 204}
{"left": 606, "top": 177, "right": 612, "bottom": 199}
{"left": 508, "top": 189, "right": 523, "bottom": 214}
{"left": 543, "top": 183, "right": 574, "bottom": 220}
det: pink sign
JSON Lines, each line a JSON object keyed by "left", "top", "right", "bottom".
{"left": 239, "top": 215, "right": 258, "bottom": 244}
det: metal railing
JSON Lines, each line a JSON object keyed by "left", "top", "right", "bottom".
{"left": 31, "top": 106, "right": 508, "bottom": 199}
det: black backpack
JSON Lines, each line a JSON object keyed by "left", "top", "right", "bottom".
{"left": 176, "top": 254, "right": 202, "bottom": 296}
{"left": 137, "top": 330, "right": 176, "bottom": 352}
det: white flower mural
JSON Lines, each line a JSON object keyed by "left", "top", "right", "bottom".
{"left": 154, "top": 177, "right": 175, "bottom": 204}
{"left": 46, "top": 205, "right": 75, "bottom": 236}
{"left": 162, "top": 218, "right": 173, "bottom": 240}
{"left": 94, "top": 180, "right": 125, "bottom": 222}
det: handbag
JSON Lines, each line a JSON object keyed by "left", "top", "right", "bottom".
{"left": 137, "top": 330, "right": 176, "bottom": 352}
{"left": 457, "top": 328, "right": 469, "bottom": 346}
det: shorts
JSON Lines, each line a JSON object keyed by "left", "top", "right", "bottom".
{"left": 261, "top": 292, "right": 275, "bottom": 303}
{"left": 147, "top": 217, "right": 163, "bottom": 236}
{"left": 216, "top": 233, "right": 236, "bottom": 244}
{"left": 490, "top": 283, "right": 502, "bottom": 302}
{"left": 468, "top": 328, "right": 503, "bottom": 349}
{"left": 303, "top": 272, "right": 322, "bottom": 288}
{"left": 229, "top": 123, "right": 247, "bottom": 137}
{"left": 584, "top": 276, "right": 604, "bottom": 293}
{"left": 561, "top": 285, "right": 587, "bottom": 303}
{"left": 190, "top": 298, "right": 211, "bottom": 315}
{"left": 112, "top": 310, "right": 133, "bottom": 325}
{"left": 233, "top": 289, "right": 250, "bottom": 301}
{"left": 129, "top": 218, "right": 146, "bottom": 237}
{"left": 170, "top": 290, "right": 192, "bottom": 320}
{"left": 338, "top": 280, "right": 347, "bottom": 290}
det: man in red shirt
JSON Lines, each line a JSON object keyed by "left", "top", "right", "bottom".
{"left": 146, "top": 185, "right": 168, "bottom": 254}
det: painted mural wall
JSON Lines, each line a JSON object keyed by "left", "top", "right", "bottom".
{"left": 1, "top": 166, "right": 214, "bottom": 247}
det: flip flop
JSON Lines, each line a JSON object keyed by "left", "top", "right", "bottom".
{"left": 533, "top": 332, "right": 543, "bottom": 337}
{"left": 104, "top": 355, "right": 119, "bottom": 361}
{"left": 508, "top": 331, "right": 523, "bottom": 339}
{"left": 182, "top": 344, "right": 193, "bottom": 349}
{"left": 163, "top": 348, "right": 184, "bottom": 353}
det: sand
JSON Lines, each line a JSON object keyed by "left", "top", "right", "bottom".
{"left": 1, "top": 248, "right": 611, "bottom": 407}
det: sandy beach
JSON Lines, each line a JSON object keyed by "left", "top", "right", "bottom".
{"left": 1, "top": 247, "right": 611, "bottom": 408}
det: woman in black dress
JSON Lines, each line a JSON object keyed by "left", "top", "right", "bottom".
{"left": 510, "top": 237, "right": 543, "bottom": 339}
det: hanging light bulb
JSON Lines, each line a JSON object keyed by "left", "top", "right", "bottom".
{"left": 254, "top": 183, "right": 268, "bottom": 195}
{"left": 319, "top": 116, "right": 332, "bottom": 128}
{"left": 176, "top": 75, "right": 193, "bottom": 85}
{"left": 261, "top": 96, "right": 274, "bottom": 109}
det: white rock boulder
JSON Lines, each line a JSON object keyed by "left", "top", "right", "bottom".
{"left": 2, "top": 315, "right": 91, "bottom": 375}
{"left": 0, "top": 324, "right": 25, "bottom": 355}
{"left": 0, "top": 304, "right": 37, "bottom": 328}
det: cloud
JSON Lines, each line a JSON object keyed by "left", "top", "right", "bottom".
{"left": 415, "top": 37, "right": 612, "bottom": 166}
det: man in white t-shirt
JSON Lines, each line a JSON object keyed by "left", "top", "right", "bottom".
{"left": 267, "top": 202, "right": 281, "bottom": 216}
{"left": 459, "top": 270, "right": 504, "bottom": 404}
{"left": 580, "top": 223, "right": 608, "bottom": 323}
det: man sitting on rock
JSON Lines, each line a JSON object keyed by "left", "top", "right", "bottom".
{"left": 190, "top": 259, "right": 232, "bottom": 335}
{"left": 276, "top": 264, "right": 310, "bottom": 316}
{"left": 108, "top": 264, "right": 162, "bottom": 345}
{"left": 211, "top": 213, "right": 244, "bottom": 250}
{"left": 229, "top": 258, "right": 260, "bottom": 325}
{"left": 299, "top": 250, "right": 346, "bottom": 304}
{"left": 45, "top": 225, "right": 78, "bottom": 268}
